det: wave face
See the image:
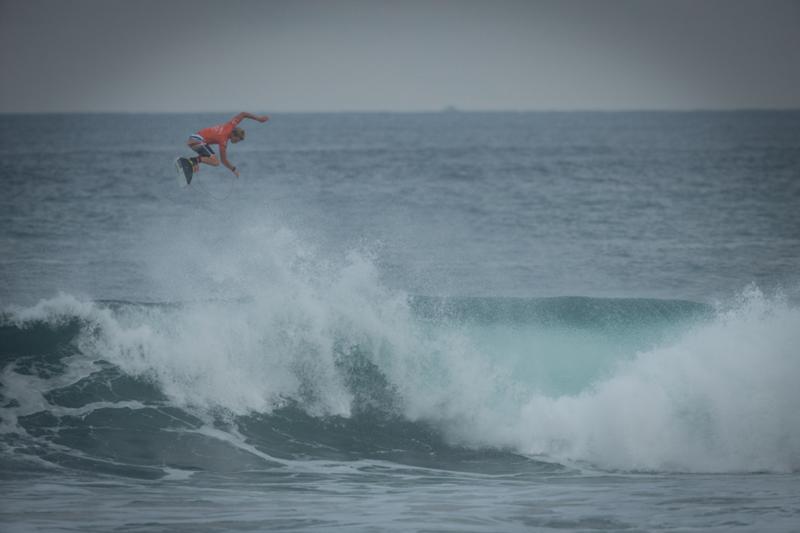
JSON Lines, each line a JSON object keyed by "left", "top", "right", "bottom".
{"left": 2, "top": 226, "right": 799, "bottom": 478}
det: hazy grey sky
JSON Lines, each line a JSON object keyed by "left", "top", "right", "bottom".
{"left": 1, "top": 0, "right": 799, "bottom": 112}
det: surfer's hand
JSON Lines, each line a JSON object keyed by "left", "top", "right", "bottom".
{"left": 258, "top": 115, "right": 269, "bottom": 123}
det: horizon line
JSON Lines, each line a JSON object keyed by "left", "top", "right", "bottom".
{"left": 2, "top": 107, "right": 800, "bottom": 115}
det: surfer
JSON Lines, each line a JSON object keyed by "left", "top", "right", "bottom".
{"left": 183, "top": 112, "right": 269, "bottom": 177}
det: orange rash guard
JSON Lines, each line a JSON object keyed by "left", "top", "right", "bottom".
{"left": 195, "top": 116, "right": 243, "bottom": 146}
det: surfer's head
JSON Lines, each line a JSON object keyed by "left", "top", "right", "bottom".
{"left": 231, "top": 127, "right": 245, "bottom": 143}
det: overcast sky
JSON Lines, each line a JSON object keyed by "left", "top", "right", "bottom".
{"left": 1, "top": 0, "right": 799, "bottom": 112}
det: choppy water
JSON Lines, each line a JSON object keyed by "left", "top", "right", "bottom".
{"left": 2, "top": 112, "right": 799, "bottom": 531}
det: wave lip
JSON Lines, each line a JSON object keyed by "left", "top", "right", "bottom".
{"left": 411, "top": 294, "right": 710, "bottom": 328}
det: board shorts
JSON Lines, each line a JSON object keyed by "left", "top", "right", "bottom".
{"left": 188, "top": 134, "right": 215, "bottom": 157}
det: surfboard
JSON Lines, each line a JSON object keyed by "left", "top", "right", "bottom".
{"left": 175, "top": 157, "right": 193, "bottom": 187}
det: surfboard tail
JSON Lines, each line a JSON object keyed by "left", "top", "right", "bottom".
{"left": 175, "top": 157, "right": 193, "bottom": 187}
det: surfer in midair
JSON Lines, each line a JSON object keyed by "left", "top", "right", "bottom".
{"left": 182, "top": 112, "right": 269, "bottom": 178}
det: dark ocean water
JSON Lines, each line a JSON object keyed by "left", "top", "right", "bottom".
{"left": 1, "top": 112, "right": 800, "bottom": 531}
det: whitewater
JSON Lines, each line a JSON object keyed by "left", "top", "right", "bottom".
{"left": 2, "top": 112, "right": 800, "bottom": 531}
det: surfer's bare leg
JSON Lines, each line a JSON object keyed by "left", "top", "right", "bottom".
{"left": 186, "top": 140, "right": 220, "bottom": 171}
{"left": 187, "top": 155, "right": 219, "bottom": 173}
{"left": 198, "top": 155, "right": 219, "bottom": 166}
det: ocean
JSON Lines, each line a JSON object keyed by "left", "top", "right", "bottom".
{"left": 1, "top": 111, "right": 799, "bottom": 531}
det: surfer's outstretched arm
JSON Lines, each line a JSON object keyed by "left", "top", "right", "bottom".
{"left": 234, "top": 112, "right": 269, "bottom": 123}
{"left": 219, "top": 144, "right": 239, "bottom": 177}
